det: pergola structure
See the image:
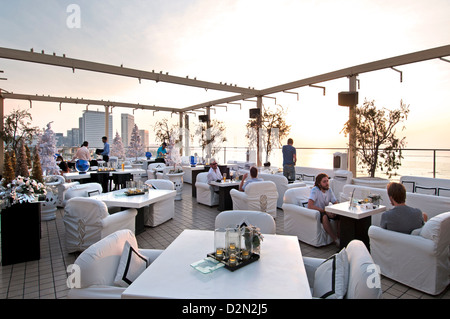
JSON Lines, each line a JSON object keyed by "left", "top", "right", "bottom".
{"left": 1, "top": 45, "right": 450, "bottom": 175}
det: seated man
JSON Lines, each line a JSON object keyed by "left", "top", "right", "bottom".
{"left": 381, "top": 182, "right": 428, "bottom": 234}
{"left": 307, "top": 173, "right": 340, "bottom": 247}
{"left": 207, "top": 159, "right": 223, "bottom": 192}
{"left": 239, "top": 166, "right": 263, "bottom": 191}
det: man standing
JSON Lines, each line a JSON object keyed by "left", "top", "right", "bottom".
{"left": 282, "top": 138, "right": 296, "bottom": 182}
{"left": 101, "top": 136, "right": 110, "bottom": 163}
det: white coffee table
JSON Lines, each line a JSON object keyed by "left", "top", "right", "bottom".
{"left": 122, "top": 229, "right": 312, "bottom": 299}
{"left": 325, "top": 201, "right": 386, "bottom": 249}
{"left": 90, "top": 189, "right": 176, "bottom": 234}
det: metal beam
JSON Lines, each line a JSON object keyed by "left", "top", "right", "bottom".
{"left": 258, "top": 45, "right": 450, "bottom": 96}
{"left": 0, "top": 47, "right": 259, "bottom": 96}
{"left": 0, "top": 92, "right": 179, "bottom": 113}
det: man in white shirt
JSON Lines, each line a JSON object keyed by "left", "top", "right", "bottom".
{"left": 72, "top": 141, "right": 91, "bottom": 161}
{"left": 207, "top": 159, "right": 223, "bottom": 192}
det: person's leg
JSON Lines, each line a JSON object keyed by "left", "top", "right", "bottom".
{"left": 322, "top": 214, "right": 339, "bottom": 246}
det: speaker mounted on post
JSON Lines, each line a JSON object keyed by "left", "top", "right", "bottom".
{"left": 199, "top": 115, "right": 209, "bottom": 122}
{"left": 249, "top": 108, "right": 261, "bottom": 118}
{"left": 338, "top": 92, "right": 359, "bottom": 107}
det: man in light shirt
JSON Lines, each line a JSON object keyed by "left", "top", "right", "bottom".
{"left": 72, "top": 141, "right": 91, "bottom": 161}
{"left": 207, "top": 159, "right": 223, "bottom": 192}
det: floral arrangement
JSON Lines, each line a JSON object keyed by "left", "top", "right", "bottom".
{"left": 0, "top": 176, "right": 47, "bottom": 208}
{"left": 242, "top": 224, "right": 264, "bottom": 253}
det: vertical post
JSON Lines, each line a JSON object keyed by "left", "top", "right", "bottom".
{"left": 256, "top": 96, "right": 263, "bottom": 167}
{"left": 206, "top": 107, "right": 211, "bottom": 161}
{"left": 433, "top": 149, "right": 436, "bottom": 178}
{"left": 104, "top": 105, "right": 110, "bottom": 140}
{"left": 348, "top": 75, "right": 358, "bottom": 177}
{"left": 178, "top": 112, "right": 183, "bottom": 156}
{"left": 0, "top": 94, "right": 4, "bottom": 174}
{"left": 184, "top": 114, "right": 190, "bottom": 157}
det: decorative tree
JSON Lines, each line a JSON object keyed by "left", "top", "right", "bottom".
{"left": 2, "top": 151, "right": 15, "bottom": 186}
{"left": 0, "top": 109, "right": 40, "bottom": 158}
{"left": 25, "top": 144, "right": 32, "bottom": 168}
{"left": 9, "top": 151, "right": 16, "bottom": 174}
{"left": 342, "top": 99, "right": 410, "bottom": 178}
{"left": 153, "top": 118, "right": 179, "bottom": 144}
{"left": 38, "top": 122, "right": 60, "bottom": 176}
{"left": 195, "top": 119, "right": 227, "bottom": 158}
{"left": 246, "top": 104, "right": 291, "bottom": 163}
{"left": 110, "top": 131, "right": 126, "bottom": 160}
{"left": 127, "top": 124, "right": 144, "bottom": 161}
{"left": 15, "top": 141, "right": 30, "bottom": 178}
{"left": 31, "top": 146, "right": 44, "bottom": 183}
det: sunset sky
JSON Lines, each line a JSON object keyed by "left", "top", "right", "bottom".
{"left": 1, "top": 0, "right": 449, "bottom": 152}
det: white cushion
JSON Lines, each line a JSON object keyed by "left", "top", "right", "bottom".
{"left": 114, "top": 241, "right": 149, "bottom": 287}
{"left": 313, "top": 248, "right": 349, "bottom": 299}
{"left": 420, "top": 216, "right": 441, "bottom": 242}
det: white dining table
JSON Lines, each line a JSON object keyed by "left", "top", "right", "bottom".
{"left": 122, "top": 229, "right": 312, "bottom": 299}
{"left": 90, "top": 188, "right": 176, "bottom": 234}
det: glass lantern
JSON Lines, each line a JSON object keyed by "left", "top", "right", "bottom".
{"left": 214, "top": 228, "right": 227, "bottom": 260}
{"left": 226, "top": 227, "right": 241, "bottom": 258}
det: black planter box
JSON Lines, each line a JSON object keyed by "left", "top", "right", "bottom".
{"left": 1, "top": 202, "right": 41, "bottom": 265}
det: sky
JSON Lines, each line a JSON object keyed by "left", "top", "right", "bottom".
{"left": 1, "top": 0, "right": 449, "bottom": 154}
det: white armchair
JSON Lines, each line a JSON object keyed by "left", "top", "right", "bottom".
{"left": 230, "top": 181, "right": 278, "bottom": 218}
{"left": 63, "top": 197, "right": 137, "bottom": 253}
{"left": 258, "top": 173, "right": 306, "bottom": 208}
{"left": 146, "top": 163, "right": 166, "bottom": 179}
{"left": 303, "top": 240, "right": 382, "bottom": 299}
{"left": 368, "top": 212, "right": 450, "bottom": 295}
{"left": 215, "top": 210, "right": 276, "bottom": 234}
{"left": 143, "top": 179, "right": 175, "bottom": 227}
{"left": 195, "top": 172, "right": 219, "bottom": 207}
{"left": 67, "top": 229, "right": 163, "bottom": 299}
{"left": 63, "top": 182, "right": 103, "bottom": 203}
{"left": 282, "top": 187, "right": 335, "bottom": 247}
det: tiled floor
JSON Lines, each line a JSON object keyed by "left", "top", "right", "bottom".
{"left": 0, "top": 183, "right": 449, "bottom": 299}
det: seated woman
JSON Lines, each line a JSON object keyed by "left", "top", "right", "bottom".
{"left": 56, "top": 155, "right": 70, "bottom": 175}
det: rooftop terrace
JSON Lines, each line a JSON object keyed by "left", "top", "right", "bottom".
{"left": 0, "top": 183, "right": 449, "bottom": 300}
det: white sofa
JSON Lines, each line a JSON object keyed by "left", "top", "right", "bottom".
{"left": 400, "top": 175, "right": 450, "bottom": 197}
{"left": 341, "top": 184, "right": 450, "bottom": 227}
{"left": 143, "top": 179, "right": 175, "bottom": 227}
{"left": 258, "top": 173, "right": 306, "bottom": 208}
{"left": 146, "top": 162, "right": 166, "bottom": 179}
{"left": 282, "top": 187, "right": 336, "bottom": 247}
{"left": 303, "top": 240, "right": 382, "bottom": 299}
{"left": 195, "top": 172, "right": 219, "bottom": 207}
{"left": 230, "top": 181, "right": 278, "bottom": 218}
{"left": 63, "top": 197, "right": 137, "bottom": 253}
{"left": 369, "top": 212, "right": 450, "bottom": 295}
{"left": 67, "top": 229, "right": 163, "bottom": 299}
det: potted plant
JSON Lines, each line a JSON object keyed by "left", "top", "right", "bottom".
{"left": 0, "top": 176, "right": 46, "bottom": 265}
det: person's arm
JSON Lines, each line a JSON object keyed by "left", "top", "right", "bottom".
{"left": 102, "top": 143, "right": 110, "bottom": 155}
{"left": 307, "top": 199, "right": 325, "bottom": 213}
{"left": 239, "top": 173, "right": 248, "bottom": 191}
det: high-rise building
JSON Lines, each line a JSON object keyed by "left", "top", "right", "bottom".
{"left": 80, "top": 110, "right": 113, "bottom": 148}
{"left": 139, "top": 129, "right": 149, "bottom": 150}
{"left": 121, "top": 113, "right": 134, "bottom": 147}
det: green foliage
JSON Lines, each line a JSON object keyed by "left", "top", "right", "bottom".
{"left": 342, "top": 99, "right": 409, "bottom": 178}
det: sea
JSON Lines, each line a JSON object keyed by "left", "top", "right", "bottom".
{"left": 195, "top": 147, "right": 450, "bottom": 181}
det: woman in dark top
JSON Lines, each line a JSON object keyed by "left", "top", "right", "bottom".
{"left": 56, "top": 155, "right": 70, "bottom": 174}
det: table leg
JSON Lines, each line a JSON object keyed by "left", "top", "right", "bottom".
{"left": 339, "top": 215, "right": 372, "bottom": 250}
{"left": 218, "top": 185, "right": 238, "bottom": 211}
{"left": 123, "top": 206, "right": 146, "bottom": 235}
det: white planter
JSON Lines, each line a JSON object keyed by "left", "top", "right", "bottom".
{"left": 166, "top": 172, "right": 185, "bottom": 200}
